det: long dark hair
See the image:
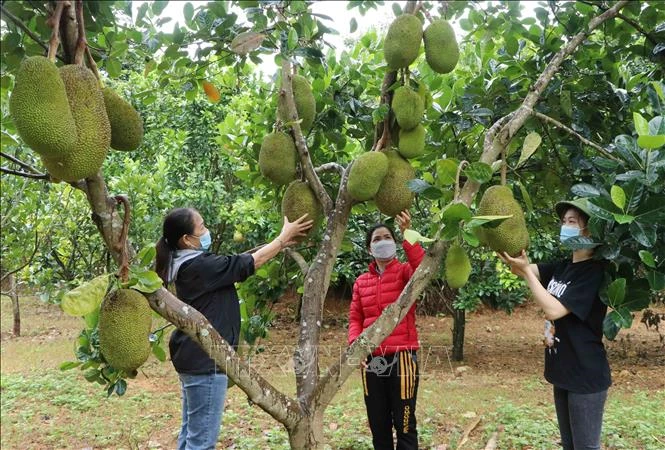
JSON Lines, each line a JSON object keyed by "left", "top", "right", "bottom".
{"left": 365, "top": 222, "right": 397, "bottom": 248}
{"left": 155, "top": 208, "right": 196, "bottom": 284}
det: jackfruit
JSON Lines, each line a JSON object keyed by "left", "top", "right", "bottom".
{"left": 278, "top": 74, "right": 316, "bottom": 132}
{"left": 374, "top": 150, "right": 415, "bottom": 217}
{"left": 259, "top": 132, "right": 298, "bottom": 185}
{"left": 102, "top": 87, "right": 144, "bottom": 151}
{"left": 476, "top": 185, "right": 530, "bottom": 257}
{"left": 423, "top": 19, "right": 459, "bottom": 74}
{"left": 392, "top": 86, "right": 424, "bottom": 131}
{"left": 384, "top": 14, "right": 423, "bottom": 70}
{"left": 398, "top": 124, "right": 426, "bottom": 159}
{"left": 347, "top": 152, "right": 389, "bottom": 201}
{"left": 445, "top": 244, "right": 471, "bottom": 289}
{"left": 98, "top": 289, "right": 152, "bottom": 373}
{"left": 9, "top": 56, "right": 77, "bottom": 157}
{"left": 281, "top": 180, "right": 323, "bottom": 237}
{"left": 42, "top": 65, "right": 111, "bottom": 181}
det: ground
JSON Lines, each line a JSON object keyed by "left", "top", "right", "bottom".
{"left": 1, "top": 293, "right": 663, "bottom": 449}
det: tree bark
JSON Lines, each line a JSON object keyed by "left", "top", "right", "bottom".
{"left": 452, "top": 308, "right": 465, "bottom": 361}
{"left": 287, "top": 410, "right": 326, "bottom": 450}
{"left": 9, "top": 274, "right": 21, "bottom": 337}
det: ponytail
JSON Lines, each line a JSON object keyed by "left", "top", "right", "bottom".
{"left": 155, "top": 208, "right": 196, "bottom": 285}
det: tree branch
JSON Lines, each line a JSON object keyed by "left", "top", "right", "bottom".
{"left": 0, "top": 4, "right": 65, "bottom": 62}
{"left": 0, "top": 151, "right": 42, "bottom": 174}
{"left": 0, "top": 167, "right": 50, "bottom": 180}
{"left": 314, "top": 162, "right": 345, "bottom": 176}
{"left": 528, "top": 109, "right": 620, "bottom": 161}
{"left": 459, "top": 0, "right": 629, "bottom": 206}
{"left": 0, "top": 233, "right": 40, "bottom": 284}
{"left": 46, "top": 1, "right": 66, "bottom": 62}
{"left": 283, "top": 248, "right": 309, "bottom": 276}
{"left": 579, "top": 0, "right": 657, "bottom": 46}
{"left": 73, "top": 0, "right": 86, "bottom": 64}
{"left": 280, "top": 60, "right": 333, "bottom": 214}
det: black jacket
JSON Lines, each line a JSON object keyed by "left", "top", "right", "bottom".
{"left": 169, "top": 252, "right": 255, "bottom": 374}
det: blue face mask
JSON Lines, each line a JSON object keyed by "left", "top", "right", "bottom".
{"left": 559, "top": 225, "right": 580, "bottom": 243}
{"left": 197, "top": 231, "right": 212, "bottom": 251}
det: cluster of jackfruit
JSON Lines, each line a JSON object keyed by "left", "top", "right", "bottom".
{"left": 444, "top": 243, "right": 471, "bottom": 289}
{"left": 9, "top": 56, "right": 144, "bottom": 181}
{"left": 347, "top": 152, "right": 389, "bottom": 201}
{"left": 259, "top": 132, "right": 297, "bottom": 185}
{"left": 476, "top": 185, "right": 530, "bottom": 257}
{"left": 281, "top": 180, "right": 323, "bottom": 238}
{"left": 98, "top": 289, "right": 152, "bottom": 373}
{"left": 277, "top": 74, "right": 316, "bottom": 132}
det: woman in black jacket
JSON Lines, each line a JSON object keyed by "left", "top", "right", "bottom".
{"left": 155, "top": 207, "right": 312, "bottom": 450}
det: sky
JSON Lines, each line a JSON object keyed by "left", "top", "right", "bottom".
{"left": 133, "top": 1, "right": 539, "bottom": 76}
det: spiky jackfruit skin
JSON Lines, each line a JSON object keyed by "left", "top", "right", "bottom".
{"left": 42, "top": 65, "right": 111, "bottom": 181}
{"left": 398, "top": 124, "right": 426, "bottom": 159}
{"left": 259, "top": 132, "right": 297, "bottom": 185}
{"left": 476, "top": 185, "right": 530, "bottom": 257}
{"left": 9, "top": 56, "right": 77, "bottom": 157}
{"left": 374, "top": 150, "right": 415, "bottom": 217}
{"left": 278, "top": 74, "right": 316, "bottom": 132}
{"left": 392, "top": 86, "right": 424, "bottom": 131}
{"left": 445, "top": 244, "right": 471, "bottom": 289}
{"left": 99, "top": 289, "right": 152, "bottom": 373}
{"left": 384, "top": 14, "right": 423, "bottom": 70}
{"left": 102, "top": 87, "right": 144, "bottom": 151}
{"left": 347, "top": 152, "right": 389, "bottom": 201}
{"left": 281, "top": 180, "right": 323, "bottom": 237}
{"left": 424, "top": 19, "right": 459, "bottom": 74}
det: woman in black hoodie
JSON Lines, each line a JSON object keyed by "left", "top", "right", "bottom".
{"left": 155, "top": 207, "right": 312, "bottom": 450}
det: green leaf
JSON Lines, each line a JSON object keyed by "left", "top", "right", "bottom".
{"left": 84, "top": 368, "right": 101, "bottom": 383}
{"left": 605, "top": 278, "right": 626, "bottom": 307}
{"left": 560, "top": 90, "right": 572, "bottom": 118}
{"left": 621, "top": 279, "right": 652, "bottom": 311}
{"left": 517, "top": 132, "right": 541, "bottom": 167}
{"left": 131, "top": 270, "right": 163, "bottom": 293}
{"left": 152, "top": 344, "right": 166, "bottom": 362}
{"left": 404, "top": 229, "right": 434, "bottom": 245}
{"left": 612, "top": 213, "right": 634, "bottom": 224}
{"left": 407, "top": 179, "right": 442, "bottom": 199}
{"left": 610, "top": 185, "right": 626, "bottom": 210}
{"left": 152, "top": 1, "right": 169, "bottom": 15}
{"left": 516, "top": 181, "right": 533, "bottom": 213}
{"left": 230, "top": 31, "right": 265, "bottom": 55}
{"left": 649, "top": 116, "right": 665, "bottom": 135}
{"left": 436, "top": 159, "right": 459, "bottom": 186}
{"left": 467, "top": 215, "right": 512, "bottom": 229}
{"left": 106, "top": 58, "right": 122, "bottom": 78}
{"left": 183, "top": 2, "right": 194, "bottom": 22}
{"left": 441, "top": 202, "right": 473, "bottom": 223}
{"left": 637, "top": 134, "right": 665, "bottom": 149}
{"left": 603, "top": 313, "right": 621, "bottom": 340}
{"left": 350, "top": 18, "right": 358, "bottom": 33}
{"left": 392, "top": 2, "right": 402, "bottom": 16}
{"left": 287, "top": 28, "right": 298, "bottom": 50}
{"left": 115, "top": 379, "right": 127, "bottom": 396}
{"left": 59, "top": 361, "right": 82, "bottom": 371}
{"left": 84, "top": 308, "right": 100, "bottom": 329}
{"left": 639, "top": 250, "right": 656, "bottom": 268}
{"left": 463, "top": 162, "right": 493, "bottom": 183}
{"left": 633, "top": 112, "right": 649, "bottom": 135}
{"left": 61, "top": 274, "right": 110, "bottom": 317}
{"left": 647, "top": 271, "right": 665, "bottom": 291}
{"left": 136, "top": 244, "right": 157, "bottom": 267}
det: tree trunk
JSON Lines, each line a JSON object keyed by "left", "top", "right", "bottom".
{"left": 9, "top": 274, "right": 20, "bottom": 337}
{"left": 452, "top": 307, "right": 465, "bottom": 361}
{"left": 287, "top": 410, "right": 325, "bottom": 450}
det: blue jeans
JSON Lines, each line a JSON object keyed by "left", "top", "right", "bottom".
{"left": 553, "top": 386, "right": 608, "bottom": 450}
{"left": 177, "top": 372, "right": 228, "bottom": 450}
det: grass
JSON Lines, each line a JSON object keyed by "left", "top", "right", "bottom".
{"left": 1, "top": 294, "right": 664, "bottom": 449}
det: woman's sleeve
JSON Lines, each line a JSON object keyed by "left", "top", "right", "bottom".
{"left": 200, "top": 253, "right": 256, "bottom": 291}
{"left": 401, "top": 240, "right": 425, "bottom": 282}
{"left": 348, "top": 281, "right": 364, "bottom": 345}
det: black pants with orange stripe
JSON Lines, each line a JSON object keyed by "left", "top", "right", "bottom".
{"left": 362, "top": 350, "right": 419, "bottom": 450}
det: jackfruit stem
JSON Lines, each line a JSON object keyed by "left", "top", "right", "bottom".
{"left": 74, "top": 0, "right": 87, "bottom": 65}
{"left": 454, "top": 160, "right": 468, "bottom": 202}
{"left": 500, "top": 146, "right": 507, "bottom": 185}
{"left": 46, "top": 1, "right": 66, "bottom": 63}
{"left": 114, "top": 195, "right": 132, "bottom": 283}
{"left": 85, "top": 46, "right": 102, "bottom": 83}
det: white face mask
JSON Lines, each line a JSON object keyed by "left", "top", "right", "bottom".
{"left": 370, "top": 239, "right": 397, "bottom": 260}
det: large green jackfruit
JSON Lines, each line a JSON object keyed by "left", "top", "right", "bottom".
{"left": 42, "top": 65, "right": 111, "bottom": 181}
{"left": 424, "top": 19, "right": 459, "bottom": 74}
{"left": 347, "top": 152, "right": 389, "bottom": 201}
{"left": 102, "top": 87, "right": 144, "bottom": 151}
{"left": 99, "top": 289, "right": 152, "bottom": 373}
{"left": 9, "top": 56, "right": 77, "bottom": 157}
{"left": 374, "top": 150, "right": 415, "bottom": 217}
{"left": 278, "top": 74, "right": 316, "bottom": 132}
{"left": 392, "top": 86, "right": 424, "bottom": 131}
{"left": 476, "top": 185, "right": 530, "bottom": 257}
{"left": 259, "top": 132, "right": 298, "bottom": 185}
{"left": 445, "top": 244, "right": 471, "bottom": 289}
{"left": 384, "top": 14, "right": 423, "bottom": 70}
{"left": 398, "top": 124, "right": 426, "bottom": 159}
{"left": 281, "top": 180, "right": 323, "bottom": 237}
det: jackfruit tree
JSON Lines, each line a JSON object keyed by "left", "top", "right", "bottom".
{"left": 1, "top": 1, "right": 664, "bottom": 448}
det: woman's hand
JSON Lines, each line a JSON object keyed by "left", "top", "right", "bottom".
{"left": 277, "top": 214, "right": 314, "bottom": 247}
{"left": 395, "top": 210, "right": 411, "bottom": 235}
{"left": 497, "top": 250, "right": 531, "bottom": 279}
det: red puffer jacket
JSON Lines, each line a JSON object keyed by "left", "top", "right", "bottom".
{"left": 348, "top": 240, "right": 425, "bottom": 356}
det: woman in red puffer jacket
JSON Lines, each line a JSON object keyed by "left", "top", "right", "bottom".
{"left": 348, "top": 210, "right": 424, "bottom": 450}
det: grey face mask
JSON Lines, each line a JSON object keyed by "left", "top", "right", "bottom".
{"left": 370, "top": 239, "right": 397, "bottom": 260}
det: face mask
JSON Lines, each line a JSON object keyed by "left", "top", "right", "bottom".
{"left": 370, "top": 239, "right": 397, "bottom": 260}
{"left": 197, "top": 231, "right": 212, "bottom": 251}
{"left": 559, "top": 225, "right": 580, "bottom": 243}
